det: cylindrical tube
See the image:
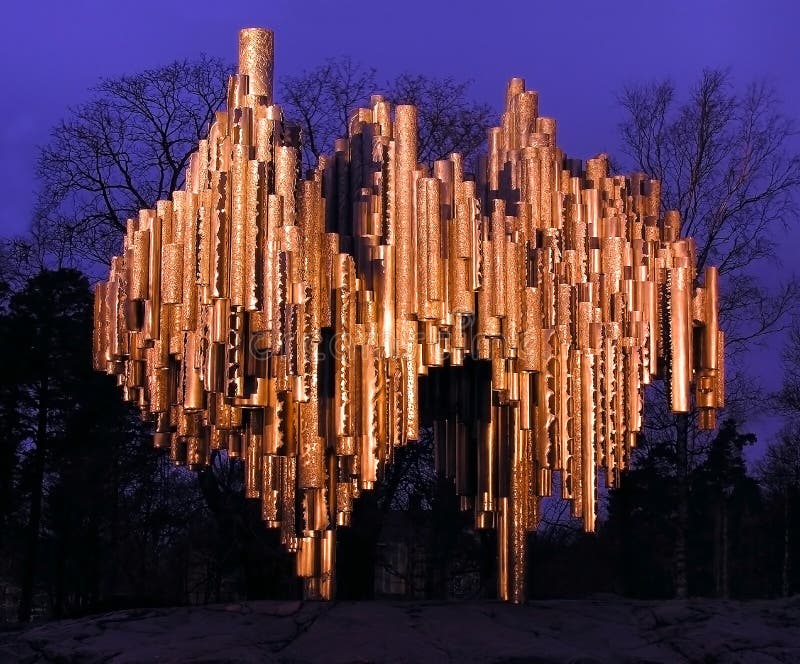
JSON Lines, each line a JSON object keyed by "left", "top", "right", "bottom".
{"left": 238, "top": 28, "right": 274, "bottom": 101}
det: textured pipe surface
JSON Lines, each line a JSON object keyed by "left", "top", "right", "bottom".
{"left": 93, "top": 27, "right": 725, "bottom": 603}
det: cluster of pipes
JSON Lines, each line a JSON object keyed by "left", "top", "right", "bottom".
{"left": 93, "top": 27, "right": 724, "bottom": 602}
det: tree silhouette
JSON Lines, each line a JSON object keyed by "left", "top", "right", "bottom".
{"left": 2, "top": 270, "right": 206, "bottom": 620}
{"left": 281, "top": 56, "right": 492, "bottom": 173}
{"left": 606, "top": 420, "right": 762, "bottom": 598}
{"left": 616, "top": 68, "right": 800, "bottom": 597}
{"left": 691, "top": 420, "right": 759, "bottom": 598}
{"left": 5, "top": 269, "right": 98, "bottom": 621}
{"left": 32, "top": 57, "right": 231, "bottom": 268}
{"left": 757, "top": 422, "right": 800, "bottom": 596}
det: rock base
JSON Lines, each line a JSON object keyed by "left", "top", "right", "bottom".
{"left": 2, "top": 597, "right": 799, "bottom": 663}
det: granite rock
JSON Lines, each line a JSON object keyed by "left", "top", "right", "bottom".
{"left": 1, "top": 597, "right": 799, "bottom": 663}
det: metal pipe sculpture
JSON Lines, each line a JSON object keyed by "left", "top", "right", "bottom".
{"left": 93, "top": 27, "right": 725, "bottom": 602}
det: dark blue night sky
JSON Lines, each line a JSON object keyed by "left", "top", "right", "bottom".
{"left": 1, "top": 0, "right": 798, "bottom": 457}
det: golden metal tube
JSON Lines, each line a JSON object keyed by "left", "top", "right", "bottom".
{"left": 491, "top": 200, "right": 507, "bottom": 318}
{"left": 487, "top": 128, "right": 501, "bottom": 193}
{"left": 507, "top": 408, "right": 527, "bottom": 604}
{"left": 505, "top": 238, "right": 522, "bottom": 352}
{"left": 394, "top": 105, "right": 417, "bottom": 319}
{"left": 703, "top": 266, "right": 719, "bottom": 370}
{"left": 318, "top": 529, "right": 336, "bottom": 600}
{"left": 245, "top": 427, "right": 263, "bottom": 499}
{"left": 143, "top": 210, "right": 161, "bottom": 341}
{"left": 669, "top": 266, "right": 692, "bottom": 413}
{"left": 299, "top": 346, "right": 324, "bottom": 489}
{"left": 161, "top": 243, "right": 183, "bottom": 304}
{"left": 130, "top": 230, "right": 150, "bottom": 300}
{"left": 182, "top": 332, "right": 204, "bottom": 411}
{"left": 477, "top": 410, "right": 497, "bottom": 518}
{"left": 92, "top": 284, "right": 108, "bottom": 370}
{"left": 580, "top": 350, "right": 596, "bottom": 532}
{"left": 276, "top": 145, "right": 297, "bottom": 226}
{"left": 520, "top": 288, "right": 542, "bottom": 372}
{"left": 261, "top": 454, "right": 281, "bottom": 526}
{"left": 425, "top": 178, "right": 442, "bottom": 304}
{"left": 280, "top": 455, "right": 297, "bottom": 549}
{"left": 226, "top": 151, "right": 249, "bottom": 310}
{"left": 181, "top": 194, "right": 199, "bottom": 330}
{"left": 374, "top": 245, "right": 395, "bottom": 356}
{"left": 197, "top": 194, "right": 212, "bottom": 290}
{"left": 296, "top": 535, "right": 315, "bottom": 578}
{"left": 477, "top": 239, "right": 501, "bottom": 345}
{"left": 497, "top": 496, "right": 510, "bottom": 602}
{"left": 516, "top": 90, "right": 537, "bottom": 148}
{"left": 400, "top": 320, "right": 420, "bottom": 441}
{"left": 334, "top": 254, "right": 355, "bottom": 450}
{"left": 415, "top": 177, "right": 429, "bottom": 315}
{"left": 106, "top": 276, "right": 123, "bottom": 361}
{"left": 238, "top": 28, "right": 274, "bottom": 102}
{"left": 716, "top": 330, "right": 725, "bottom": 408}
{"left": 210, "top": 171, "right": 229, "bottom": 298}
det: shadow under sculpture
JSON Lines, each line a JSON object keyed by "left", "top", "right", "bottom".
{"left": 93, "top": 27, "right": 725, "bottom": 603}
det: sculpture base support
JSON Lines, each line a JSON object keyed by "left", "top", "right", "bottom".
{"left": 299, "top": 529, "right": 336, "bottom": 600}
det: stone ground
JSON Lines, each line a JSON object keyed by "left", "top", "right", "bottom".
{"left": 1, "top": 597, "right": 798, "bottom": 663}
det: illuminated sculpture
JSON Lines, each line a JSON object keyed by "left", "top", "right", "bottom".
{"left": 93, "top": 28, "right": 724, "bottom": 602}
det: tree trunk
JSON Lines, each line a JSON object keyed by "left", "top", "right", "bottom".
{"left": 18, "top": 381, "right": 49, "bottom": 623}
{"left": 53, "top": 538, "right": 65, "bottom": 619}
{"left": 783, "top": 487, "right": 790, "bottom": 597}
{"left": 110, "top": 451, "right": 120, "bottom": 599}
{"left": 673, "top": 413, "right": 689, "bottom": 599}
{"left": 721, "top": 498, "right": 729, "bottom": 599}
{"left": 713, "top": 502, "right": 721, "bottom": 597}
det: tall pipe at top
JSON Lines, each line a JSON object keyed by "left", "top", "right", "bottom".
{"left": 238, "top": 27, "right": 274, "bottom": 102}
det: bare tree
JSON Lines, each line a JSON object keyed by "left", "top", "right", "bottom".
{"left": 617, "top": 69, "right": 800, "bottom": 597}
{"left": 777, "top": 323, "right": 800, "bottom": 414}
{"left": 618, "top": 69, "right": 800, "bottom": 355}
{"left": 34, "top": 56, "right": 231, "bottom": 267}
{"left": 281, "top": 56, "right": 492, "bottom": 173}
{"left": 386, "top": 73, "right": 492, "bottom": 171}
{"left": 34, "top": 53, "right": 490, "bottom": 271}
{"left": 774, "top": 321, "right": 800, "bottom": 594}
{"left": 281, "top": 57, "right": 378, "bottom": 173}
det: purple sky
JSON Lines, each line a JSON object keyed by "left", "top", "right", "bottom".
{"left": 1, "top": 0, "right": 798, "bottom": 459}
